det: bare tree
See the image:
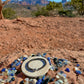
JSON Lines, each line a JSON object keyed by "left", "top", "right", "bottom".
{"left": 0, "top": 0, "right": 10, "bottom": 19}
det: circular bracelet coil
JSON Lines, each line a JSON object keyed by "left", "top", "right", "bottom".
{"left": 21, "top": 56, "right": 50, "bottom": 78}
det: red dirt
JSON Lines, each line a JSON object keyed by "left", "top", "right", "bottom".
{"left": 0, "top": 16, "right": 84, "bottom": 84}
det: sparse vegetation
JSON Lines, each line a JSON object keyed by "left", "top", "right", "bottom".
{"left": 58, "top": 10, "right": 75, "bottom": 17}
{"left": 33, "top": 1, "right": 84, "bottom": 17}
{"left": 0, "top": 0, "right": 84, "bottom": 19}
{"left": 2, "top": 8, "right": 16, "bottom": 19}
{"left": 70, "top": 0, "right": 84, "bottom": 15}
{"left": 0, "top": 0, "right": 10, "bottom": 19}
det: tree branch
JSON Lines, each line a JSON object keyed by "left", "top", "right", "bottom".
{"left": 0, "top": 0, "right": 2, "bottom": 5}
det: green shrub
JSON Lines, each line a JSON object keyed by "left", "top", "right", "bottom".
{"left": 46, "top": 1, "right": 63, "bottom": 11}
{"left": 59, "top": 10, "right": 75, "bottom": 17}
{"left": 2, "top": 8, "right": 16, "bottom": 19}
{"left": 34, "top": 7, "right": 49, "bottom": 17}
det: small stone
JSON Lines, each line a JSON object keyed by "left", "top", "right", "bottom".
{"left": 47, "top": 57, "right": 51, "bottom": 65}
{"left": 10, "top": 63, "right": 14, "bottom": 68}
{"left": 56, "top": 75, "right": 60, "bottom": 79}
{"left": 1, "top": 68, "right": 6, "bottom": 72}
{"left": 58, "top": 59, "right": 64, "bottom": 62}
{"left": 64, "top": 78, "right": 68, "bottom": 83}
{"left": 23, "top": 57, "right": 27, "bottom": 61}
{"left": 41, "top": 77, "right": 50, "bottom": 84}
{"left": 65, "top": 68, "right": 70, "bottom": 72}
{"left": 20, "top": 80, "right": 24, "bottom": 84}
{"left": 16, "top": 61, "right": 21, "bottom": 66}
{"left": 19, "top": 56, "right": 23, "bottom": 60}
{"left": 50, "top": 65, "right": 55, "bottom": 71}
{"left": 24, "top": 55, "right": 28, "bottom": 57}
{"left": 0, "top": 73, "right": 2, "bottom": 76}
{"left": 36, "top": 53, "right": 40, "bottom": 56}
{"left": 9, "top": 80, "right": 12, "bottom": 83}
{"left": 10, "top": 73, "right": 14, "bottom": 76}
{"left": 55, "top": 67, "right": 58, "bottom": 71}
{"left": 49, "top": 77, "right": 55, "bottom": 82}
{"left": 14, "top": 60, "right": 18, "bottom": 63}
{"left": 32, "top": 79, "right": 37, "bottom": 84}
{"left": 76, "top": 64, "right": 80, "bottom": 67}
{"left": 17, "top": 58, "right": 21, "bottom": 61}
{"left": 36, "top": 79, "right": 42, "bottom": 84}
{"left": 24, "top": 78, "right": 29, "bottom": 84}
{"left": 42, "top": 75, "right": 45, "bottom": 81}
{"left": 11, "top": 77, "right": 15, "bottom": 81}
{"left": 60, "top": 71, "right": 64, "bottom": 74}
{"left": 63, "top": 62, "right": 67, "bottom": 66}
{"left": 73, "top": 67, "right": 79, "bottom": 72}
{"left": 58, "top": 80, "right": 64, "bottom": 84}
{"left": 42, "top": 53, "right": 47, "bottom": 57}
{"left": 55, "top": 81, "right": 60, "bottom": 84}
{"left": 0, "top": 79, "right": 3, "bottom": 81}
{"left": 11, "top": 67, "right": 16, "bottom": 70}
{"left": 62, "top": 73, "right": 67, "bottom": 78}
{"left": 53, "top": 58, "right": 57, "bottom": 64}
{"left": 75, "top": 70, "right": 82, "bottom": 75}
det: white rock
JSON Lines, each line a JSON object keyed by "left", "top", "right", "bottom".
{"left": 73, "top": 67, "right": 79, "bottom": 72}
{"left": 24, "top": 55, "right": 28, "bottom": 58}
{"left": 56, "top": 75, "right": 60, "bottom": 79}
{"left": 58, "top": 79, "right": 64, "bottom": 84}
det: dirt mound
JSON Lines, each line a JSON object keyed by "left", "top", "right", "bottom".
{"left": 0, "top": 16, "right": 84, "bottom": 84}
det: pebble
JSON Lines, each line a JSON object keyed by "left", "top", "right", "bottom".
{"left": 32, "top": 79, "right": 37, "bottom": 84}
{"left": 11, "top": 77, "right": 15, "bottom": 81}
{"left": 0, "top": 73, "right": 2, "bottom": 76}
{"left": 16, "top": 61, "right": 21, "bottom": 66}
{"left": 49, "top": 77, "right": 55, "bottom": 82}
{"left": 75, "top": 70, "right": 82, "bottom": 75}
{"left": 65, "top": 68, "right": 70, "bottom": 72}
{"left": 55, "top": 81, "right": 60, "bottom": 84}
{"left": 60, "top": 71, "right": 64, "bottom": 74}
{"left": 47, "top": 57, "right": 51, "bottom": 65}
{"left": 10, "top": 73, "right": 14, "bottom": 76}
{"left": 53, "top": 58, "right": 57, "bottom": 64}
{"left": 55, "top": 67, "right": 58, "bottom": 71}
{"left": 58, "top": 79, "right": 64, "bottom": 84}
{"left": 24, "top": 78, "right": 29, "bottom": 84}
{"left": 62, "top": 73, "right": 67, "bottom": 78}
{"left": 19, "top": 56, "right": 23, "bottom": 60}
{"left": 17, "top": 58, "right": 21, "bottom": 61}
{"left": 31, "top": 54, "right": 36, "bottom": 57}
{"left": 64, "top": 78, "right": 68, "bottom": 83}
{"left": 73, "top": 67, "right": 79, "bottom": 72}
{"left": 77, "top": 64, "right": 80, "bottom": 67}
{"left": 36, "top": 79, "right": 42, "bottom": 84}
{"left": 41, "top": 77, "right": 50, "bottom": 84}
{"left": 14, "top": 60, "right": 18, "bottom": 63}
{"left": 11, "top": 67, "right": 16, "bottom": 70}
{"left": 50, "top": 64, "right": 55, "bottom": 70}
{"left": 42, "top": 53, "right": 47, "bottom": 57}
{"left": 56, "top": 75, "right": 60, "bottom": 79}
{"left": 23, "top": 57, "right": 27, "bottom": 61}
{"left": 1, "top": 68, "right": 6, "bottom": 72}
{"left": 20, "top": 80, "right": 24, "bottom": 84}
{"left": 24, "top": 55, "right": 28, "bottom": 58}
{"left": 42, "top": 75, "right": 45, "bottom": 81}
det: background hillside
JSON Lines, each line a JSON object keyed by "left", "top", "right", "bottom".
{"left": 9, "top": 0, "right": 49, "bottom": 5}
{"left": 4, "top": 3, "right": 43, "bottom": 17}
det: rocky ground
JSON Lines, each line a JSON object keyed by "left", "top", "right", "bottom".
{"left": 0, "top": 16, "right": 84, "bottom": 84}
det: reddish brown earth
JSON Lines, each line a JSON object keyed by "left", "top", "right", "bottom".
{"left": 0, "top": 16, "right": 84, "bottom": 84}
